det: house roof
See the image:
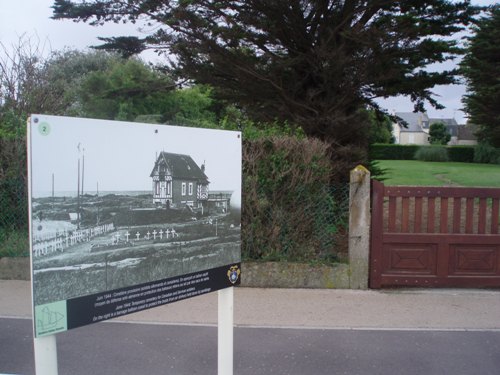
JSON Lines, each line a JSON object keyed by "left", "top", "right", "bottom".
{"left": 395, "top": 112, "right": 429, "bottom": 132}
{"left": 457, "top": 125, "right": 477, "bottom": 141}
{"left": 429, "top": 118, "right": 458, "bottom": 127}
{"left": 150, "top": 152, "right": 209, "bottom": 183}
{"left": 395, "top": 112, "right": 460, "bottom": 134}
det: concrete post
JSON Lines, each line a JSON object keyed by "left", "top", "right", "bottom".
{"left": 348, "top": 165, "right": 371, "bottom": 289}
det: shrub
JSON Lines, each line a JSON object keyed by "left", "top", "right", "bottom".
{"left": 242, "top": 136, "right": 349, "bottom": 263}
{"left": 414, "top": 146, "right": 449, "bottom": 162}
{"left": 0, "top": 229, "right": 29, "bottom": 257}
{"left": 370, "top": 144, "right": 420, "bottom": 160}
{"left": 428, "top": 122, "right": 451, "bottom": 145}
{"left": 0, "top": 137, "right": 28, "bottom": 257}
{"left": 473, "top": 143, "right": 500, "bottom": 164}
{"left": 447, "top": 146, "right": 476, "bottom": 163}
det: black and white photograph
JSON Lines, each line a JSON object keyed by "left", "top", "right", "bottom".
{"left": 28, "top": 115, "right": 241, "bottom": 308}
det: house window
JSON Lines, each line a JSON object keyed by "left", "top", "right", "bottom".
{"left": 188, "top": 183, "right": 193, "bottom": 196}
{"left": 167, "top": 181, "right": 171, "bottom": 195}
{"left": 155, "top": 181, "right": 160, "bottom": 195}
{"left": 182, "top": 182, "right": 186, "bottom": 196}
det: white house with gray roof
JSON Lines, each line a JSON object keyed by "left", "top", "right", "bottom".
{"left": 392, "top": 112, "right": 432, "bottom": 145}
{"left": 392, "top": 112, "right": 475, "bottom": 145}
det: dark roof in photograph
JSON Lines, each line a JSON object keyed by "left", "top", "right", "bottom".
{"left": 150, "top": 152, "right": 209, "bottom": 183}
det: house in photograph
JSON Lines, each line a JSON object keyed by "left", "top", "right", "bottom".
{"left": 392, "top": 112, "right": 477, "bottom": 145}
{"left": 207, "top": 191, "right": 233, "bottom": 213}
{"left": 150, "top": 152, "right": 209, "bottom": 209}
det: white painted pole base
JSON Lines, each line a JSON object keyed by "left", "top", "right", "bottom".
{"left": 218, "top": 287, "right": 234, "bottom": 375}
{"left": 34, "top": 334, "right": 58, "bottom": 375}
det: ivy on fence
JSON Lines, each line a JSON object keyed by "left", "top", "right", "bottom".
{"left": 242, "top": 137, "right": 349, "bottom": 263}
{"left": 242, "top": 184, "right": 349, "bottom": 263}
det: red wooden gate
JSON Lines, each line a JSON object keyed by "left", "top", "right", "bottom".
{"left": 370, "top": 180, "right": 500, "bottom": 288}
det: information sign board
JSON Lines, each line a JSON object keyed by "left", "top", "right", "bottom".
{"left": 28, "top": 115, "right": 241, "bottom": 337}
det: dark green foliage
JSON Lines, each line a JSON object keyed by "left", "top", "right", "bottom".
{"left": 473, "top": 143, "right": 500, "bottom": 164}
{"left": 368, "top": 111, "right": 395, "bottom": 144}
{"left": 461, "top": 5, "right": 500, "bottom": 147}
{"left": 428, "top": 122, "right": 451, "bottom": 145}
{"left": 0, "top": 229, "right": 29, "bottom": 258}
{"left": 368, "top": 160, "right": 388, "bottom": 182}
{"left": 414, "top": 146, "right": 449, "bottom": 162}
{"left": 0, "top": 138, "right": 28, "bottom": 257}
{"left": 53, "top": 0, "right": 479, "bottom": 171}
{"left": 0, "top": 39, "right": 46, "bottom": 256}
{"left": 242, "top": 137, "right": 348, "bottom": 263}
{"left": 78, "top": 57, "right": 175, "bottom": 121}
{"left": 41, "top": 50, "right": 125, "bottom": 117}
{"left": 0, "top": 119, "right": 26, "bottom": 239}
{"left": 161, "top": 85, "right": 216, "bottom": 127}
{"left": 447, "top": 146, "right": 476, "bottom": 163}
{"left": 370, "top": 144, "right": 420, "bottom": 160}
{"left": 0, "top": 171, "right": 27, "bottom": 231}
{"left": 94, "top": 36, "right": 148, "bottom": 58}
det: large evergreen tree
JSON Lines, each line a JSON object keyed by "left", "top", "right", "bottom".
{"left": 52, "top": 0, "right": 478, "bottom": 168}
{"left": 461, "top": 5, "right": 500, "bottom": 147}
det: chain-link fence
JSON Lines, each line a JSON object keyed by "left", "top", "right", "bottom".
{"left": 1, "top": 134, "right": 350, "bottom": 262}
{"left": 242, "top": 183, "right": 350, "bottom": 263}
{"left": 1, "top": 178, "right": 350, "bottom": 263}
{"left": 0, "top": 181, "right": 28, "bottom": 257}
{"left": 0, "top": 132, "right": 29, "bottom": 257}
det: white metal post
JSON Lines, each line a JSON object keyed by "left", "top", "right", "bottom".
{"left": 218, "top": 287, "right": 234, "bottom": 375}
{"left": 34, "top": 334, "right": 59, "bottom": 375}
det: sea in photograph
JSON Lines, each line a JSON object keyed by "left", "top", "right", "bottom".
{"left": 33, "top": 190, "right": 151, "bottom": 198}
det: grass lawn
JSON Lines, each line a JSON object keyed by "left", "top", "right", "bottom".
{"left": 376, "top": 160, "right": 500, "bottom": 187}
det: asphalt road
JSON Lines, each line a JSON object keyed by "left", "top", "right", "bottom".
{"left": 2, "top": 317, "right": 500, "bottom": 375}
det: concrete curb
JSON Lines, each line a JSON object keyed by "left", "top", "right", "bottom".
{"left": 0, "top": 257, "right": 350, "bottom": 289}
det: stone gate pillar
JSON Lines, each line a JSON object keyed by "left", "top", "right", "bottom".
{"left": 348, "top": 165, "right": 371, "bottom": 289}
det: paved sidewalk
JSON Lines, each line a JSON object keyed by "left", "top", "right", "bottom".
{"left": 1, "top": 280, "right": 499, "bottom": 330}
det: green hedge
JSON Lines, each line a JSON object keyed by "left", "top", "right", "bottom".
{"left": 473, "top": 143, "right": 500, "bottom": 164}
{"left": 370, "top": 144, "right": 420, "bottom": 160}
{"left": 447, "top": 146, "right": 476, "bottom": 163}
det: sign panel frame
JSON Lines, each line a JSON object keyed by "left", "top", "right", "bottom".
{"left": 28, "top": 115, "right": 241, "bottom": 337}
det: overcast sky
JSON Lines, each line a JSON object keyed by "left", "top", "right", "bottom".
{"left": 1, "top": 0, "right": 497, "bottom": 124}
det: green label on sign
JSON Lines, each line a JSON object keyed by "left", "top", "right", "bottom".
{"left": 35, "top": 300, "right": 67, "bottom": 337}
{"left": 38, "top": 122, "right": 51, "bottom": 136}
